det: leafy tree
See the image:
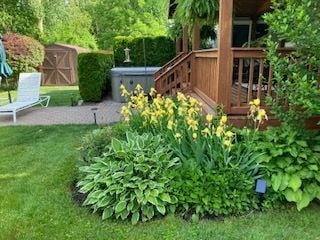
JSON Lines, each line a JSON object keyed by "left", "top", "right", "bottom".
{"left": 0, "top": 0, "right": 42, "bottom": 38}
{"left": 87, "top": 0, "right": 169, "bottom": 49}
{"left": 264, "top": 0, "right": 320, "bottom": 126}
{"left": 41, "top": 0, "right": 97, "bottom": 49}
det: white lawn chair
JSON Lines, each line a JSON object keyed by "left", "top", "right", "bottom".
{"left": 0, "top": 73, "right": 50, "bottom": 123}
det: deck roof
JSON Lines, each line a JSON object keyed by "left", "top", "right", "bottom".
{"left": 169, "top": 0, "right": 271, "bottom": 19}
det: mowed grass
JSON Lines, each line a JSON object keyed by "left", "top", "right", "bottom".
{"left": 0, "top": 125, "right": 320, "bottom": 240}
{"left": 0, "top": 86, "right": 80, "bottom": 107}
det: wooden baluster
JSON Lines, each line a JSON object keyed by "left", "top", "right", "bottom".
{"left": 247, "top": 58, "right": 254, "bottom": 103}
{"left": 267, "top": 65, "right": 273, "bottom": 96}
{"left": 257, "top": 58, "right": 264, "bottom": 100}
{"left": 237, "top": 58, "right": 243, "bottom": 107}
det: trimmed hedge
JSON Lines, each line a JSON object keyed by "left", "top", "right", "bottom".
{"left": 113, "top": 36, "right": 175, "bottom": 67}
{"left": 78, "top": 53, "right": 113, "bottom": 102}
{"left": 2, "top": 33, "right": 44, "bottom": 87}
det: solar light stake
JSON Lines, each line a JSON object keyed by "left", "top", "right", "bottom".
{"left": 70, "top": 93, "right": 75, "bottom": 106}
{"left": 255, "top": 179, "right": 267, "bottom": 210}
{"left": 91, "top": 107, "right": 98, "bottom": 125}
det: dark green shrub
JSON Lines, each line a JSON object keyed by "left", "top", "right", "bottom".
{"left": 79, "top": 122, "right": 128, "bottom": 164}
{"left": 113, "top": 36, "right": 175, "bottom": 67}
{"left": 253, "top": 126, "right": 320, "bottom": 210}
{"left": 78, "top": 52, "right": 113, "bottom": 102}
{"left": 264, "top": 0, "right": 320, "bottom": 126}
{"left": 77, "top": 132, "right": 180, "bottom": 224}
{"left": 2, "top": 33, "right": 44, "bottom": 87}
{"left": 171, "top": 164, "right": 258, "bottom": 218}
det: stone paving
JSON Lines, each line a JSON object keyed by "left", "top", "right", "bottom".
{"left": 0, "top": 99, "right": 124, "bottom": 126}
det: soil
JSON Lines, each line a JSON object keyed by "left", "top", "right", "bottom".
{"left": 71, "top": 180, "right": 88, "bottom": 206}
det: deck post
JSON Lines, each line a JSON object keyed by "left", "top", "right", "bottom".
{"left": 216, "top": 0, "right": 233, "bottom": 113}
{"left": 192, "top": 24, "right": 201, "bottom": 51}
{"left": 182, "top": 26, "right": 189, "bottom": 53}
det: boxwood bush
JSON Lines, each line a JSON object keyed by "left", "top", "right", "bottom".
{"left": 78, "top": 52, "right": 113, "bottom": 102}
{"left": 113, "top": 36, "right": 175, "bottom": 67}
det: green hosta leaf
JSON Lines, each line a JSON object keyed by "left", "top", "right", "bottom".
{"left": 304, "top": 183, "right": 320, "bottom": 199}
{"left": 127, "top": 201, "right": 134, "bottom": 211}
{"left": 115, "top": 201, "right": 127, "bottom": 213}
{"left": 288, "top": 174, "right": 302, "bottom": 192}
{"left": 111, "top": 138, "right": 122, "bottom": 153}
{"left": 131, "top": 212, "right": 140, "bottom": 225}
{"left": 156, "top": 204, "right": 166, "bottom": 215}
{"left": 150, "top": 189, "right": 159, "bottom": 197}
{"left": 120, "top": 209, "right": 130, "bottom": 220}
{"left": 315, "top": 173, "right": 320, "bottom": 182}
{"left": 79, "top": 181, "right": 95, "bottom": 193}
{"left": 308, "top": 165, "right": 318, "bottom": 171}
{"left": 159, "top": 193, "right": 171, "bottom": 203}
{"left": 112, "top": 172, "right": 126, "bottom": 179}
{"left": 313, "top": 145, "right": 320, "bottom": 152}
{"left": 296, "top": 140, "right": 308, "bottom": 147}
{"left": 271, "top": 173, "right": 282, "bottom": 192}
{"left": 270, "top": 148, "right": 283, "bottom": 157}
{"left": 279, "top": 173, "right": 290, "bottom": 191}
{"left": 289, "top": 148, "right": 298, "bottom": 158}
{"left": 147, "top": 195, "right": 158, "bottom": 206}
{"left": 297, "top": 192, "right": 312, "bottom": 211}
{"left": 257, "top": 154, "right": 272, "bottom": 163}
{"left": 276, "top": 157, "right": 292, "bottom": 168}
{"left": 102, "top": 208, "right": 114, "bottom": 220}
{"left": 142, "top": 205, "right": 154, "bottom": 220}
{"left": 284, "top": 189, "right": 302, "bottom": 202}
{"left": 169, "top": 204, "right": 176, "bottom": 213}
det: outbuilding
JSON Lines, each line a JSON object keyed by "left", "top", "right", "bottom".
{"left": 42, "top": 44, "right": 89, "bottom": 85}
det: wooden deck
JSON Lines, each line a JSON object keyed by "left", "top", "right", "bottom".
{"left": 155, "top": 48, "right": 289, "bottom": 115}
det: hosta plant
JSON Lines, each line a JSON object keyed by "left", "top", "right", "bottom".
{"left": 254, "top": 126, "right": 320, "bottom": 210}
{"left": 77, "top": 132, "right": 180, "bottom": 224}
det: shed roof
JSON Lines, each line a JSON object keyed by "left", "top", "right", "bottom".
{"left": 45, "top": 43, "right": 90, "bottom": 53}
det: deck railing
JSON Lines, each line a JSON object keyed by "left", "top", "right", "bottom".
{"left": 154, "top": 52, "right": 186, "bottom": 79}
{"left": 192, "top": 49, "right": 219, "bottom": 106}
{"left": 155, "top": 52, "right": 193, "bottom": 96}
{"left": 155, "top": 48, "right": 294, "bottom": 115}
{"left": 230, "top": 48, "right": 292, "bottom": 114}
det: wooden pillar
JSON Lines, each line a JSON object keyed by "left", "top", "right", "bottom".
{"left": 182, "top": 25, "right": 189, "bottom": 53}
{"left": 192, "top": 24, "right": 201, "bottom": 51}
{"left": 216, "top": 0, "right": 233, "bottom": 113}
{"left": 251, "top": 17, "right": 258, "bottom": 41}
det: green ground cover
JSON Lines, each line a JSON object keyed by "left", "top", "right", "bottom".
{"left": 0, "top": 125, "right": 319, "bottom": 240}
{"left": 0, "top": 86, "right": 80, "bottom": 107}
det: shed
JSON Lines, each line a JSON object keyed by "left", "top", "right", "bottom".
{"left": 42, "top": 43, "right": 89, "bottom": 85}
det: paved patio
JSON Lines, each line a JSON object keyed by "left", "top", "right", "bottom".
{"left": 0, "top": 99, "right": 124, "bottom": 126}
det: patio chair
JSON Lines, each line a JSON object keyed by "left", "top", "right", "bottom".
{"left": 0, "top": 72, "right": 50, "bottom": 123}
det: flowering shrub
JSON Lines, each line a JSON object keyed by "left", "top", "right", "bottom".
{"left": 121, "top": 85, "right": 235, "bottom": 165}
{"left": 120, "top": 85, "right": 263, "bottom": 218}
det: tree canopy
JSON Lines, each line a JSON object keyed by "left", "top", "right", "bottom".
{"left": 0, "top": 0, "right": 169, "bottom": 49}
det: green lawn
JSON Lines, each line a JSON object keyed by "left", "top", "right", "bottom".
{"left": 0, "top": 125, "right": 320, "bottom": 240}
{"left": 0, "top": 86, "right": 80, "bottom": 107}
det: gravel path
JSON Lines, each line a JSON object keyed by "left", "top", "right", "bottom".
{"left": 0, "top": 99, "right": 124, "bottom": 126}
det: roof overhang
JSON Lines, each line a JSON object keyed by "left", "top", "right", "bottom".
{"left": 168, "top": 0, "right": 271, "bottom": 19}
